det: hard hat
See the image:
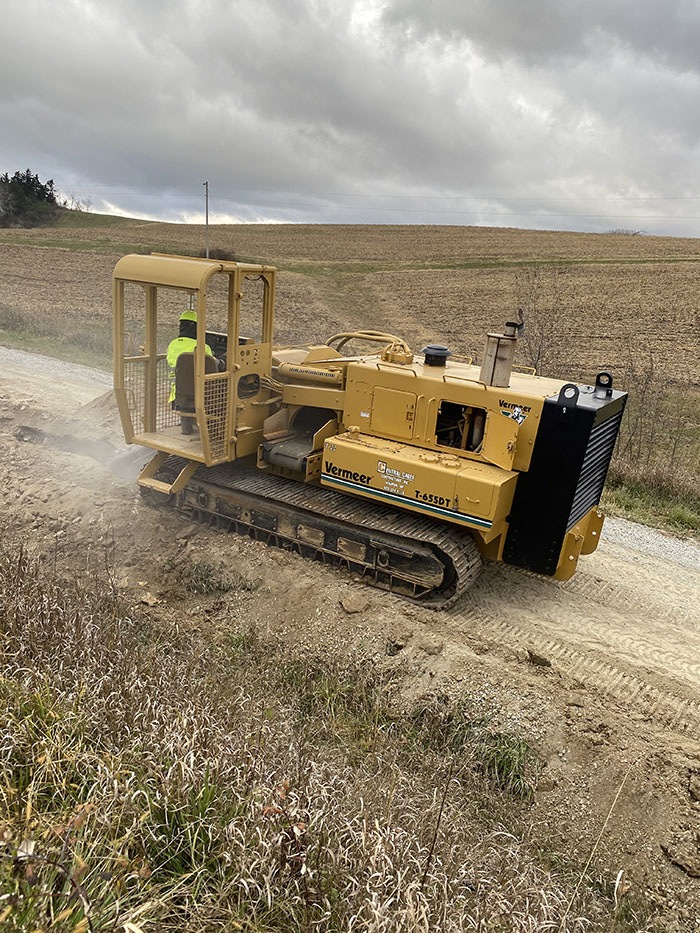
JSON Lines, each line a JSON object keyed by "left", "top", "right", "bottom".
{"left": 179, "top": 310, "right": 197, "bottom": 323}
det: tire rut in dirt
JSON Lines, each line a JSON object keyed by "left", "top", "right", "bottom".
{"left": 447, "top": 566, "right": 700, "bottom": 732}
{"left": 561, "top": 567, "right": 700, "bottom": 632}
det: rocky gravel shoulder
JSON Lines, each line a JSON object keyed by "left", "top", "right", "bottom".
{"left": 603, "top": 515, "right": 700, "bottom": 571}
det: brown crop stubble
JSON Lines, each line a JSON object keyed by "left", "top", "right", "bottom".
{"left": 8, "top": 220, "right": 700, "bottom": 263}
{"left": 365, "top": 262, "right": 700, "bottom": 384}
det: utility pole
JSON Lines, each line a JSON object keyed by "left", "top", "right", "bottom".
{"left": 203, "top": 180, "right": 209, "bottom": 258}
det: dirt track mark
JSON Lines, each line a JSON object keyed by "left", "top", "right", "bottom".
{"left": 447, "top": 598, "right": 700, "bottom": 732}
{"left": 561, "top": 571, "right": 699, "bottom": 632}
{"left": 446, "top": 557, "right": 700, "bottom": 732}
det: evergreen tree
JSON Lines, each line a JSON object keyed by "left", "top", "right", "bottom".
{"left": 0, "top": 169, "right": 59, "bottom": 227}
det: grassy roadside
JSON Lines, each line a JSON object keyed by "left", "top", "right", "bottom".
{"left": 602, "top": 468, "right": 700, "bottom": 536}
{"left": 601, "top": 494, "right": 700, "bottom": 540}
{"left": 0, "top": 327, "right": 112, "bottom": 373}
{"left": 0, "top": 533, "right": 655, "bottom": 932}
{"left": 0, "top": 306, "right": 113, "bottom": 372}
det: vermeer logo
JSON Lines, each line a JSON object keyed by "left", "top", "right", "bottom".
{"left": 499, "top": 399, "right": 530, "bottom": 425}
{"left": 499, "top": 399, "right": 531, "bottom": 413}
{"left": 324, "top": 461, "right": 373, "bottom": 485}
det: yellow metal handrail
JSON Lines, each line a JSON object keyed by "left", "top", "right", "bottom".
{"left": 441, "top": 373, "right": 487, "bottom": 389}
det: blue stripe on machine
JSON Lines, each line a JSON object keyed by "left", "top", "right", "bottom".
{"left": 321, "top": 474, "right": 493, "bottom": 529}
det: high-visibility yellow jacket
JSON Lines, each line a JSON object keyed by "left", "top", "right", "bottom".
{"left": 166, "top": 337, "right": 214, "bottom": 403}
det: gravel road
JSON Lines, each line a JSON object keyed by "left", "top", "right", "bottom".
{"left": 604, "top": 515, "right": 700, "bottom": 570}
{"left": 0, "top": 346, "right": 112, "bottom": 388}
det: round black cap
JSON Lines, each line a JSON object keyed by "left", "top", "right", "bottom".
{"left": 421, "top": 344, "right": 451, "bottom": 367}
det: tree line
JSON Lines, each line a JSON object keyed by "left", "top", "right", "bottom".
{"left": 0, "top": 169, "right": 93, "bottom": 227}
{"left": 0, "top": 169, "right": 61, "bottom": 227}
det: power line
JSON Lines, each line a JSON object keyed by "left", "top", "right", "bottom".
{"left": 57, "top": 182, "right": 700, "bottom": 225}
{"left": 74, "top": 193, "right": 700, "bottom": 223}
{"left": 58, "top": 182, "right": 700, "bottom": 203}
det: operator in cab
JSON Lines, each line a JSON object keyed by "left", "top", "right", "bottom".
{"left": 166, "top": 308, "right": 221, "bottom": 404}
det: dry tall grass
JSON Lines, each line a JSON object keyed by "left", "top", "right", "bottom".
{"left": 0, "top": 533, "right": 653, "bottom": 932}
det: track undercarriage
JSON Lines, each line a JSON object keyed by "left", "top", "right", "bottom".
{"left": 151, "top": 457, "right": 482, "bottom": 607}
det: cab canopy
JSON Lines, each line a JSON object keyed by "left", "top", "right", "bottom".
{"left": 113, "top": 253, "right": 276, "bottom": 481}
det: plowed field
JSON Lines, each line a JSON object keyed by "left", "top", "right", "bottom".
{"left": 2, "top": 222, "right": 700, "bottom": 380}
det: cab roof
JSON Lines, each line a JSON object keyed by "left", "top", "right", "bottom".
{"left": 113, "top": 253, "right": 275, "bottom": 291}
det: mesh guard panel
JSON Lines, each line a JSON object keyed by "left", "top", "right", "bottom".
{"left": 124, "top": 358, "right": 145, "bottom": 434}
{"left": 124, "top": 357, "right": 179, "bottom": 434}
{"left": 157, "top": 357, "right": 179, "bottom": 430}
{"left": 203, "top": 375, "right": 229, "bottom": 462}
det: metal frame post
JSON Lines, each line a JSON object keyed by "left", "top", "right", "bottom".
{"left": 203, "top": 181, "right": 209, "bottom": 259}
{"left": 144, "top": 285, "right": 158, "bottom": 432}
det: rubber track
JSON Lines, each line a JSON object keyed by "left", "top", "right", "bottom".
{"left": 164, "top": 458, "right": 482, "bottom": 607}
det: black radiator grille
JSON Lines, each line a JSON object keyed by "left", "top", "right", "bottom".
{"left": 503, "top": 382, "right": 627, "bottom": 576}
{"left": 567, "top": 410, "right": 623, "bottom": 530}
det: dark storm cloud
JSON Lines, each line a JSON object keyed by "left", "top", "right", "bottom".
{"left": 2, "top": 0, "right": 700, "bottom": 232}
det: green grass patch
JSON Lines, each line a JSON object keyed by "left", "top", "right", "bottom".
{"left": 162, "top": 555, "right": 260, "bottom": 595}
{"left": 603, "top": 469, "right": 700, "bottom": 537}
{"left": 0, "top": 326, "right": 112, "bottom": 372}
{"left": 0, "top": 305, "right": 112, "bottom": 371}
{"left": 279, "top": 662, "right": 539, "bottom": 800}
{"left": 52, "top": 208, "right": 144, "bottom": 228}
{"left": 184, "top": 558, "right": 234, "bottom": 594}
{"left": 0, "top": 232, "right": 199, "bottom": 256}
{"left": 406, "top": 695, "right": 539, "bottom": 801}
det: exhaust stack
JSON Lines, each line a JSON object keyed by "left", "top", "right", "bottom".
{"left": 479, "top": 320, "right": 520, "bottom": 388}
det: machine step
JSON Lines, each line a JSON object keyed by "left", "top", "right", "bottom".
{"left": 138, "top": 452, "right": 199, "bottom": 495}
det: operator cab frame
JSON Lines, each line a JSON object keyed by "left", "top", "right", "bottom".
{"left": 113, "top": 253, "right": 276, "bottom": 472}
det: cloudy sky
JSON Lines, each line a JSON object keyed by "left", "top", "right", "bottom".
{"left": 2, "top": 0, "right": 700, "bottom": 234}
